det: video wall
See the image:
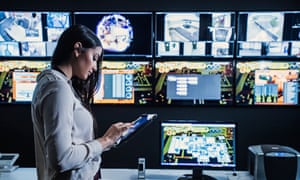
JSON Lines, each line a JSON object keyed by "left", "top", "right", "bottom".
{"left": 1, "top": 10, "right": 300, "bottom": 106}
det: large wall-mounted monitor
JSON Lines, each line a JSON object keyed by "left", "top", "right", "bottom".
{"left": 160, "top": 120, "right": 236, "bottom": 179}
{"left": 154, "top": 60, "right": 233, "bottom": 105}
{"left": 236, "top": 60, "right": 300, "bottom": 105}
{"left": 0, "top": 11, "right": 71, "bottom": 57}
{"left": 93, "top": 60, "right": 153, "bottom": 104}
{"left": 73, "top": 12, "right": 153, "bottom": 57}
{"left": 0, "top": 60, "right": 51, "bottom": 103}
{"left": 237, "top": 11, "right": 300, "bottom": 57}
{"left": 155, "top": 12, "right": 235, "bottom": 57}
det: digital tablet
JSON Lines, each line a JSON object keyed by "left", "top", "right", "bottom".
{"left": 113, "top": 113, "right": 158, "bottom": 148}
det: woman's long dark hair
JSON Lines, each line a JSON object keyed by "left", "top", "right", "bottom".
{"left": 51, "top": 24, "right": 103, "bottom": 136}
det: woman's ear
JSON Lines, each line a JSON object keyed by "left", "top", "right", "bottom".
{"left": 73, "top": 42, "right": 83, "bottom": 58}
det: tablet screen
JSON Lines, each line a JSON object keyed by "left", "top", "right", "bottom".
{"left": 114, "top": 113, "right": 158, "bottom": 147}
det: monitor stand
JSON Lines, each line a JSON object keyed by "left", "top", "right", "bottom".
{"left": 177, "top": 167, "right": 216, "bottom": 180}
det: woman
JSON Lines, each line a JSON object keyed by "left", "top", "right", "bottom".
{"left": 31, "top": 24, "right": 132, "bottom": 180}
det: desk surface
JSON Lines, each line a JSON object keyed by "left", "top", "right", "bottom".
{"left": 0, "top": 168, "right": 253, "bottom": 180}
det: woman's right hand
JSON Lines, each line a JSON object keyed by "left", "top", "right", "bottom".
{"left": 97, "top": 122, "right": 133, "bottom": 151}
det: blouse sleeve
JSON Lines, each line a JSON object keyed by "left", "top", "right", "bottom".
{"left": 41, "top": 80, "right": 103, "bottom": 172}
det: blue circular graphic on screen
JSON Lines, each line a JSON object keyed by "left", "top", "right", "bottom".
{"left": 96, "top": 14, "right": 133, "bottom": 52}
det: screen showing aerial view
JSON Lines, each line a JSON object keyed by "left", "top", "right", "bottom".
{"left": 161, "top": 121, "right": 236, "bottom": 168}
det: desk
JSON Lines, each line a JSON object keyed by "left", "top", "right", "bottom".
{"left": 0, "top": 168, "right": 253, "bottom": 180}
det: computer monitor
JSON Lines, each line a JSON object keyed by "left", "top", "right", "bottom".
{"left": 0, "top": 11, "right": 71, "bottom": 57}
{"left": 236, "top": 60, "right": 300, "bottom": 105}
{"left": 45, "top": 12, "right": 71, "bottom": 42}
{"left": 237, "top": 12, "right": 285, "bottom": 42}
{"left": 154, "top": 60, "right": 233, "bottom": 105}
{"left": 0, "top": 42, "right": 20, "bottom": 56}
{"left": 155, "top": 12, "right": 235, "bottom": 57}
{"left": 0, "top": 11, "right": 43, "bottom": 42}
{"left": 93, "top": 60, "right": 153, "bottom": 104}
{"left": 235, "top": 11, "right": 300, "bottom": 57}
{"left": 0, "top": 60, "right": 50, "bottom": 103}
{"left": 73, "top": 12, "right": 153, "bottom": 57}
{"left": 160, "top": 120, "right": 236, "bottom": 180}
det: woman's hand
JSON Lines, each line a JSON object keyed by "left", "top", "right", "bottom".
{"left": 97, "top": 122, "right": 133, "bottom": 151}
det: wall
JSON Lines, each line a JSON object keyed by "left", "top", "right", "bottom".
{"left": 1, "top": 104, "right": 299, "bottom": 170}
{"left": 1, "top": 0, "right": 299, "bottom": 171}
{"left": 95, "top": 105, "right": 300, "bottom": 170}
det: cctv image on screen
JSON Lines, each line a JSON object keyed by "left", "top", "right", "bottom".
{"left": 0, "top": 11, "right": 43, "bottom": 42}
{"left": 155, "top": 12, "right": 235, "bottom": 57}
{"left": 0, "top": 60, "right": 50, "bottom": 103}
{"left": 0, "top": 11, "right": 71, "bottom": 57}
{"left": 0, "top": 42, "right": 20, "bottom": 56}
{"left": 161, "top": 121, "right": 236, "bottom": 168}
{"left": 93, "top": 60, "right": 153, "bottom": 104}
{"left": 236, "top": 61, "right": 300, "bottom": 105}
{"left": 155, "top": 12, "right": 200, "bottom": 57}
{"left": 154, "top": 61, "right": 233, "bottom": 105}
{"left": 45, "top": 12, "right": 71, "bottom": 42}
{"left": 246, "top": 12, "right": 284, "bottom": 42}
{"left": 74, "top": 12, "right": 153, "bottom": 56}
{"left": 237, "top": 12, "right": 284, "bottom": 57}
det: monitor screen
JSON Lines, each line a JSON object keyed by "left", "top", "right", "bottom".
{"left": 285, "top": 11, "right": 300, "bottom": 41}
{"left": 291, "top": 41, "right": 300, "bottom": 57}
{"left": 20, "top": 42, "right": 46, "bottom": 56}
{"left": 265, "top": 41, "right": 289, "bottom": 56}
{"left": 0, "top": 11, "right": 71, "bottom": 57}
{"left": 160, "top": 120, "right": 236, "bottom": 178}
{"left": 236, "top": 60, "right": 300, "bottom": 105}
{"left": 154, "top": 61, "right": 233, "bottom": 105}
{"left": 155, "top": 12, "right": 235, "bottom": 57}
{"left": 0, "top": 60, "right": 50, "bottom": 103}
{"left": 45, "top": 12, "right": 71, "bottom": 42}
{"left": 73, "top": 12, "right": 153, "bottom": 57}
{"left": 237, "top": 11, "right": 300, "bottom": 57}
{"left": 0, "top": 11, "right": 43, "bottom": 42}
{"left": 247, "top": 12, "right": 284, "bottom": 42}
{"left": 0, "top": 42, "right": 20, "bottom": 56}
{"left": 93, "top": 60, "right": 153, "bottom": 104}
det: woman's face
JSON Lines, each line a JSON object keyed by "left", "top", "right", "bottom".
{"left": 73, "top": 46, "right": 102, "bottom": 80}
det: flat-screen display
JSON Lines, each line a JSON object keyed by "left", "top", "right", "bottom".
{"left": 45, "top": 12, "right": 71, "bottom": 42}
{"left": 265, "top": 41, "right": 289, "bottom": 56}
{"left": 238, "top": 11, "right": 286, "bottom": 42}
{"left": 246, "top": 12, "right": 284, "bottom": 42}
{"left": 73, "top": 12, "right": 153, "bottom": 57}
{"left": 282, "top": 11, "right": 300, "bottom": 41}
{"left": 237, "top": 42, "right": 262, "bottom": 56}
{"left": 93, "top": 60, "right": 153, "bottom": 104}
{"left": 0, "top": 11, "right": 43, "bottom": 42}
{"left": 291, "top": 41, "right": 300, "bottom": 56}
{"left": 237, "top": 11, "right": 300, "bottom": 57}
{"left": 20, "top": 42, "right": 46, "bottom": 56}
{"left": 155, "top": 12, "right": 235, "bottom": 57}
{"left": 154, "top": 61, "right": 233, "bottom": 105}
{"left": 160, "top": 120, "right": 236, "bottom": 178}
{"left": 236, "top": 60, "right": 300, "bottom": 105}
{"left": 0, "top": 11, "right": 71, "bottom": 57}
{"left": 0, "top": 60, "right": 50, "bottom": 103}
{"left": 0, "top": 42, "right": 20, "bottom": 56}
